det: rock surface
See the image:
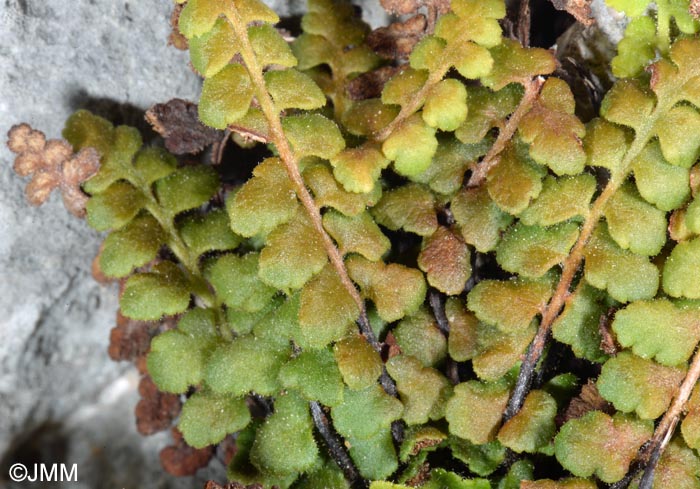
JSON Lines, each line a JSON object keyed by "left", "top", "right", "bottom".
{"left": 0, "top": 0, "right": 391, "bottom": 483}
{"left": 0, "top": 1, "right": 216, "bottom": 487}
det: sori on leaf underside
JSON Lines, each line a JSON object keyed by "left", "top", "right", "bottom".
{"left": 8, "top": 0, "right": 700, "bottom": 487}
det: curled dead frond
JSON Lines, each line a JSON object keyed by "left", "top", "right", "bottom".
{"left": 7, "top": 123, "right": 99, "bottom": 217}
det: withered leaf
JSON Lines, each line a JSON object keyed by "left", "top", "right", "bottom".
{"left": 367, "top": 15, "right": 427, "bottom": 61}
{"left": 91, "top": 244, "right": 112, "bottom": 285}
{"left": 346, "top": 66, "right": 404, "bottom": 101}
{"left": 430, "top": 0, "right": 451, "bottom": 16}
{"left": 598, "top": 307, "right": 619, "bottom": 355}
{"left": 135, "top": 375, "right": 181, "bottom": 436}
{"left": 160, "top": 428, "right": 214, "bottom": 477}
{"left": 7, "top": 122, "right": 46, "bottom": 154}
{"left": 690, "top": 164, "right": 700, "bottom": 197}
{"left": 560, "top": 380, "right": 613, "bottom": 425}
{"left": 145, "top": 99, "right": 222, "bottom": 155}
{"left": 380, "top": 0, "right": 422, "bottom": 16}
{"left": 692, "top": 0, "right": 700, "bottom": 20}
{"left": 8, "top": 123, "right": 100, "bottom": 217}
{"left": 669, "top": 208, "right": 693, "bottom": 242}
{"left": 549, "top": 0, "right": 594, "bottom": 26}
{"left": 404, "top": 462, "right": 431, "bottom": 487}
{"left": 107, "top": 311, "right": 155, "bottom": 365}
{"left": 169, "top": 3, "right": 189, "bottom": 50}
{"left": 384, "top": 331, "right": 403, "bottom": 360}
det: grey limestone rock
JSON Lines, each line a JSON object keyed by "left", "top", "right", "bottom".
{"left": 0, "top": 0, "right": 383, "bottom": 485}
{"left": 0, "top": 1, "right": 212, "bottom": 487}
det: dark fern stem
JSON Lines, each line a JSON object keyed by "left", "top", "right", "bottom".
{"left": 309, "top": 401, "right": 366, "bottom": 488}
{"left": 428, "top": 288, "right": 460, "bottom": 385}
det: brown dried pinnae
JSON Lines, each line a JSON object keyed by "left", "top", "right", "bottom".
{"left": 160, "top": 428, "right": 214, "bottom": 477}
{"left": 91, "top": 244, "right": 113, "bottom": 285}
{"left": 384, "top": 331, "right": 402, "bottom": 360}
{"left": 346, "top": 66, "right": 404, "bottom": 101}
{"left": 690, "top": 164, "right": 700, "bottom": 197}
{"left": 7, "top": 123, "right": 45, "bottom": 154}
{"left": 61, "top": 147, "right": 101, "bottom": 215}
{"left": 549, "top": 0, "right": 594, "bottom": 26}
{"left": 380, "top": 0, "right": 422, "bottom": 15}
{"left": 427, "top": 0, "right": 450, "bottom": 16}
{"left": 559, "top": 380, "right": 614, "bottom": 425}
{"left": 669, "top": 208, "right": 692, "bottom": 242}
{"left": 145, "top": 99, "right": 222, "bottom": 155}
{"left": 108, "top": 311, "right": 154, "bottom": 363}
{"left": 135, "top": 376, "right": 182, "bottom": 436}
{"left": 599, "top": 307, "right": 620, "bottom": 355}
{"left": 7, "top": 123, "right": 100, "bottom": 217}
{"left": 691, "top": 0, "right": 700, "bottom": 20}
{"left": 404, "top": 462, "right": 431, "bottom": 486}
{"left": 410, "top": 438, "right": 443, "bottom": 456}
{"left": 169, "top": 3, "right": 189, "bottom": 50}
{"left": 367, "top": 15, "right": 427, "bottom": 61}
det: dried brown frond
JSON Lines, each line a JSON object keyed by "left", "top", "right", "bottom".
{"left": 7, "top": 123, "right": 46, "bottom": 154}
{"left": 405, "top": 462, "right": 431, "bottom": 486}
{"left": 559, "top": 380, "right": 614, "bottom": 425}
{"left": 145, "top": 99, "right": 222, "bottom": 155}
{"left": 428, "top": 0, "right": 450, "bottom": 16}
{"left": 346, "top": 66, "right": 404, "bottom": 101}
{"left": 160, "top": 428, "right": 214, "bottom": 477}
{"left": 599, "top": 307, "right": 620, "bottom": 355}
{"left": 690, "top": 164, "right": 700, "bottom": 197}
{"left": 384, "top": 331, "right": 402, "bottom": 360}
{"left": 549, "top": 0, "right": 594, "bottom": 26}
{"left": 135, "top": 375, "right": 181, "bottom": 436}
{"left": 169, "top": 3, "right": 189, "bottom": 50}
{"left": 367, "top": 15, "right": 427, "bottom": 61}
{"left": 108, "top": 311, "right": 155, "bottom": 364}
{"left": 691, "top": 0, "right": 700, "bottom": 20}
{"left": 380, "top": 0, "right": 422, "bottom": 15}
{"left": 91, "top": 243, "right": 112, "bottom": 285}
{"left": 410, "top": 438, "right": 443, "bottom": 457}
{"left": 7, "top": 123, "right": 100, "bottom": 217}
{"left": 669, "top": 209, "right": 692, "bottom": 242}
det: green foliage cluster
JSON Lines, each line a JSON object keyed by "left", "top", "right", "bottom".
{"left": 12, "top": 0, "right": 700, "bottom": 487}
{"left": 607, "top": 0, "right": 700, "bottom": 77}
